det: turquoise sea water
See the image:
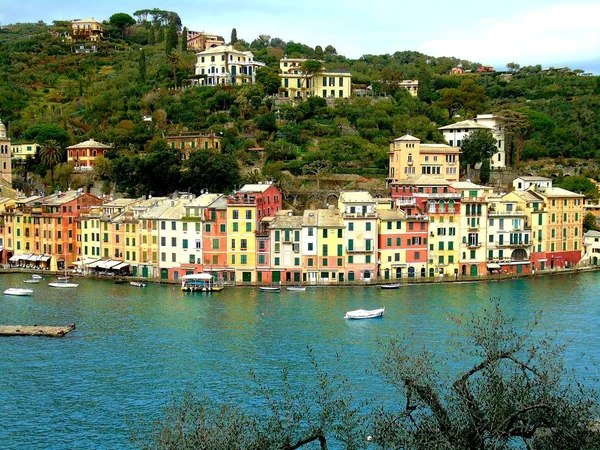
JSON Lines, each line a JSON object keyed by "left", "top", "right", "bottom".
{"left": 0, "top": 272, "right": 598, "bottom": 449}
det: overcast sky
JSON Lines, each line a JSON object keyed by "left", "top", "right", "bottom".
{"left": 2, "top": 0, "right": 599, "bottom": 73}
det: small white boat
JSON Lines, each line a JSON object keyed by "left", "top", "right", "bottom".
{"left": 344, "top": 307, "right": 385, "bottom": 320}
{"left": 130, "top": 281, "right": 146, "bottom": 287}
{"left": 57, "top": 276, "right": 70, "bottom": 281}
{"left": 23, "top": 279, "right": 40, "bottom": 284}
{"left": 31, "top": 274, "right": 43, "bottom": 280}
{"left": 286, "top": 286, "right": 306, "bottom": 292}
{"left": 49, "top": 281, "right": 79, "bottom": 288}
{"left": 380, "top": 284, "right": 400, "bottom": 290}
{"left": 4, "top": 288, "right": 34, "bottom": 296}
{"left": 259, "top": 286, "right": 281, "bottom": 292}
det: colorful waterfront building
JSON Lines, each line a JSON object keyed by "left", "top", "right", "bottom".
{"left": 451, "top": 181, "right": 493, "bottom": 277}
{"left": 301, "top": 210, "right": 319, "bottom": 284}
{"left": 269, "top": 211, "right": 303, "bottom": 283}
{"left": 377, "top": 208, "right": 407, "bottom": 280}
{"left": 409, "top": 177, "right": 462, "bottom": 278}
{"left": 137, "top": 197, "right": 168, "bottom": 279}
{"left": 507, "top": 190, "right": 548, "bottom": 270}
{"left": 531, "top": 186, "right": 584, "bottom": 268}
{"left": 486, "top": 192, "right": 533, "bottom": 275}
{"left": 184, "top": 193, "right": 231, "bottom": 283}
{"left": 339, "top": 192, "right": 378, "bottom": 282}
{"left": 227, "top": 183, "right": 282, "bottom": 283}
{"left": 315, "top": 208, "right": 345, "bottom": 284}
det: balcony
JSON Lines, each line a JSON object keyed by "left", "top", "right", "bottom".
{"left": 488, "top": 210, "right": 526, "bottom": 217}
{"left": 406, "top": 214, "right": 429, "bottom": 221}
{"left": 346, "top": 248, "right": 373, "bottom": 254}
{"left": 467, "top": 243, "right": 482, "bottom": 249}
{"left": 497, "top": 241, "right": 531, "bottom": 248}
{"left": 420, "top": 192, "right": 462, "bottom": 200}
{"left": 462, "top": 197, "right": 488, "bottom": 203}
{"left": 342, "top": 212, "right": 377, "bottom": 219}
{"left": 396, "top": 198, "right": 416, "bottom": 206}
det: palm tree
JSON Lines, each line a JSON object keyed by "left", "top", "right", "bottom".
{"left": 39, "top": 139, "right": 64, "bottom": 184}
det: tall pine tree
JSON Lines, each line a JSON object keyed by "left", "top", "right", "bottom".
{"left": 230, "top": 28, "right": 237, "bottom": 45}
{"left": 181, "top": 27, "right": 188, "bottom": 52}
{"left": 139, "top": 49, "right": 147, "bottom": 84}
{"left": 166, "top": 20, "right": 178, "bottom": 52}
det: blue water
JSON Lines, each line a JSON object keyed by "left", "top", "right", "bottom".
{"left": 0, "top": 272, "right": 598, "bottom": 449}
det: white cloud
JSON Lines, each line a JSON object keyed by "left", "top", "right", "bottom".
{"left": 418, "top": 3, "right": 600, "bottom": 68}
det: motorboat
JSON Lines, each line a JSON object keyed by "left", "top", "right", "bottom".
{"left": 4, "top": 288, "right": 34, "bottom": 296}
{"left": 380, "top": 284, "right": 400, "bottom": 290}
{"left": 31, "top": 274, "right": 43, "bottom": 280}
{"left": 259, "top": 286, "right": 281, "bottom": 292}
{"left": 49, "top": 280, "right": 79, "bottom": 288}
{"left": 286, "top": 286, "right": 306, "bottom": 292}
{"left": 57, "top": 276, "right": 70, "bottom": 281}
{"left": 130, "top": 281, "right": 146, "bottom": 288}
{"left": 23, "top": 279, "right": 40, "bottom": 284}
{"left": 344, "top": 307, "right": 385, "bottom": 320}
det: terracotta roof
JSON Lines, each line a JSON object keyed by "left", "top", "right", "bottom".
{"left": 66, "top": 139, "right": 112, "bottom": 150}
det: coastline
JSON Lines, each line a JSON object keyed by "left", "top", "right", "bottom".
{"left": 1, "top": 265, "right": 597, "bottom": 288}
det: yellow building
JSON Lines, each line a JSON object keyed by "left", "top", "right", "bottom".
{"left": 530, "top": 186, "right": 584, "bottom": 268}
{"left": 387, "top": 134, "right": 460, "bottom": 184}
{"left": 70, "top": 18, "right": 104, "bottom": 42}
{"left": 314, "top": 208, "right": 345, "bottom": 284}
{"left": 227, "top": 199, "right": 258, "bottom": 283}
{"left": 194, "top": 45, "right": 264, "bottom": 86}
{"left": 0, "top": 119, "right": 12, "bottom": 186}
{"left": 80, "top": 206, "right": 102, "bottom": 260}
{"left": 279, "top": 58, "right": 352, "bottom": 99}
{"left": 166, "top": 133, "right": 222, "bottom": 159}
{"left": 11, "top": 142, "right": 40, "bottom": 161}
{"left": 398, "top": 80, "right": 419, "bottom": 97}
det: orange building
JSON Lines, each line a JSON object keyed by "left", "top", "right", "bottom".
{"left": 166, "top": 133, "right": 222, "bottom": 159}
{"left": 67, "top": 139, "right": 112, "bottom": 170}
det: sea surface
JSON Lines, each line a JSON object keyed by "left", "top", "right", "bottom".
{"left": 0, "top": 272, "right": 598, "bottom": 449}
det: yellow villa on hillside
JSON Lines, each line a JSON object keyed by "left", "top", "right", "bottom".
{"left": 279, "top": 58, "right": 352, "bottom": 99}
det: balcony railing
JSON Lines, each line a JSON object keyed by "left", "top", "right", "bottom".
{"left": 420, "top": 193, "right": 462, "bottom": 199}
{"left": 396, "top": 198, "right": 416, "bottom": 206}
{"left": 488, "top": 210, "right": 526, "bottom": 217}
{"left": 342, "top": 212, "right": 377, "bottom": 219}
{"left": 347, "top": 248, "right": 373, "bottom": 254}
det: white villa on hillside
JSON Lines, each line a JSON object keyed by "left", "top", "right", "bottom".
{"left": 438, "top": 114, "right": 506, "bottom": 169}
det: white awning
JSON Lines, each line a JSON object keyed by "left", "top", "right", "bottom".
{"left": 87, "top": 259, "right": 105, "bottom": 268}
{"left": 103, "top": 260, "right": 123, "bottom": 269}
{"left": 112, "top": 262, "right": 129, "bottom": 270}
{"left": 487, "top": 263, "right": 501, "bottom": 269}
{"left": 9, "top": 255, "right": 22, "bottom": 262}
{"left": 73, "top": 257, "right": 100, "bottom": 267}
{"left": 40, "top": 256, "right": 51, "bottom": 262}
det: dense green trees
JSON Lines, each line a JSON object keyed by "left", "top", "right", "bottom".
{"left": 460, "top": 129, "right": 498, "bottom": 169}
{"left": 1, "top": 18, "right": 599, "bottom": 196}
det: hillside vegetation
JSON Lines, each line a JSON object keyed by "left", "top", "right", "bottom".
{"left": 1, "top": 15, "right": 599, "bottom": 198}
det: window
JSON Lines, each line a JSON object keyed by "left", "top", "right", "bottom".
{"left": 212, "top": 239, "right": 219, "bottom": 250}
{"left": 233, "top": 223, "right": 239, "bottom": 232}
{"left": 323, "top": 229, "right": 328, "bottom": 238}
{"left": 258, "top": 255, "right": 266, "bottom": 265}
{"left": 308, "top": 228, "right": 314, "bottom": 237}
{"left": 246, "top": 223, "right": 252, "bottom": 232}
{"left": 322, "top": 244, "right": 328, "bottom": 256}
{"left": 241, "top": 255, "right": 247, "bottom": 265}
{"left": 171, "top": 237, "right": 177, "bottom": 247}
{"left": 232, "top": 210, "right": 239, "bottom": 219}
{"left": 366, "top": 222, "right": 372, "bottom": 231}
{"left": 308, "top": 243, "right": 314, "bottom": 251}
{"left": 348, "top": 223, "right": 354, "bottom": 231}
{"left": 241, "top": 239, "right": 247, "bottom": 250}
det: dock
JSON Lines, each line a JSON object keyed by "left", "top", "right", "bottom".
{"left": 0, "top": 324, "right": 76, "bottom": 337}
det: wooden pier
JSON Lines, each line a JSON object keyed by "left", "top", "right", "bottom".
{"left": 0, "top": 324, "right": 76, "bottom": 337}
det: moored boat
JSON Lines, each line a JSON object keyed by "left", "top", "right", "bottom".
{"left": 23, "top": 279, "right": 40, "bottom": 284}
{"left": 380, "top": 284, "right": 400, "bottom": 290}
{"left": 259, "top": 286, "right": 281, "bottom": 292}
{"left": 4, "top": 288, "right": 34, "bottom": 296}
{"left": 286, "top": 286, "right": 306, "bottom": 292}
{"left": 48, "top": 280, "right": 79, "bottom": 288}
{"left": 130, "top": 281, "right": 146, "bottom": 288}
{"left": 31, "top": 274, "right": 42, "bottom": 280}
{"left": 344, "top": 307, "right": 385, "bottom": 320}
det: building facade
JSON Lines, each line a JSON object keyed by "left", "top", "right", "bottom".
{"left": 66, "top": 139, "right": 112, "bottom": 170}
{"left": 194, "top": 45, "right": 264, "bottom": 86}
{"left": 278, "top": 58, "right": 352, "bottom": 99}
